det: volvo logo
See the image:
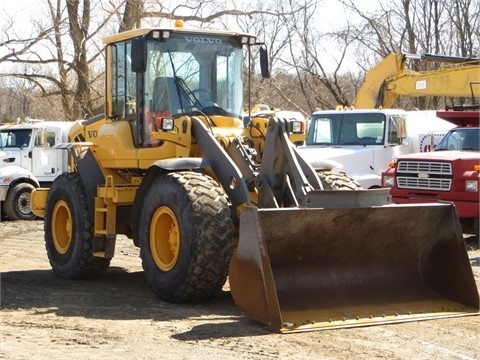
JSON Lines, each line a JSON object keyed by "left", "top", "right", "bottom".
{"left": 185, "top": 36, "right": 222, "bottom": 45}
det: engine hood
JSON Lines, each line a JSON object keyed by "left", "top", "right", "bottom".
{"left": 0, "top": 149, "right": 20, "bottom": 168}
{"left": 399, "top": 150, "right": 480, "bottom": 162}
{"left": 296, "top": 145, "right": 375, "bottom": 175}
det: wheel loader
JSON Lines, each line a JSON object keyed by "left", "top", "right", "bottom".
{"left": 31, "top": 22, "right": 479, "bottom": 333}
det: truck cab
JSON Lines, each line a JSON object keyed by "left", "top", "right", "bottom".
{"left": 297, "top": 109, "right": 454, "bottom": 188}
{"left": 0, "top": 120, "right": 74, "bottom": 220}
{"left": 382, "top": 109, "right": 480, "bottom": 241}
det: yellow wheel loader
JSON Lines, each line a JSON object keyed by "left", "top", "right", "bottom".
{"left": 31, "top": 23, "right": 479, "bottom": 333}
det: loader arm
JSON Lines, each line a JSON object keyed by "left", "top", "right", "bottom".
{"left": 257, "top": 117, "right": 322, "bottom": 208}
{"left": 192, "top": 116, "right": 322, "bottom": 212}
{"left": 190, "top": 117, "right": 252, "bottom": 216}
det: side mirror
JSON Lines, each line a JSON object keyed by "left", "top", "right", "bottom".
{"left": 259, "top": 46, "right": 270, "bottom": 78}
{"left": 131, "top": 37, "right": 146, "bottom": 73}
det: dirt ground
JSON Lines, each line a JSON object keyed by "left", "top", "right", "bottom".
{"left": 1, "top": 219, "right": 479, "bottom": 360}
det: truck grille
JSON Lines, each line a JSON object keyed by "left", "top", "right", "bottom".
{"left": 396, "top": 161, "right": 452, "bottom": 191}
{"left": 397, "top": 177, "right": 451, "bottom": 191}
{"left": 397, "top": 161, "right": 452, "bottom": 175}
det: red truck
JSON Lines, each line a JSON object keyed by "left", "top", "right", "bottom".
{"left": 382, "top": 108, "right": 480, "bottom": 242}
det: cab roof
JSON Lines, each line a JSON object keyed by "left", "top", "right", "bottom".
{"left": 102, "top": 27, "right": 256, "bottom": 45}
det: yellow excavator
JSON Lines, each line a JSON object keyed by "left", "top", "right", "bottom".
{"left": 31, "top": 22, "right": 479, "bottom": 333}
{"left": 354, "top": 52, "right": 480, "bottom": 108}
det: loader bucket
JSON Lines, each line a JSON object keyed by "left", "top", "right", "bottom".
{"left": 229, "top": 191, "right": 479, "bottom": 333}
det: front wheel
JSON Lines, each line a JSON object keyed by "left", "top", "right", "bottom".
{"left": 139, "top": 171, "right": 234, "bottom": 303}
{"left": 4, "top": 182, "right": 36, "bottom": 220}
{"left": 44, "top": 173, "right": 110, "bottom": 279}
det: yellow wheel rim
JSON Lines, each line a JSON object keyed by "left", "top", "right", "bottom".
{"left": 150, "top": 206, "right": 180, "bottom": 271}
{"left": 51, "top": 200, "right": 73, "bottom": 254}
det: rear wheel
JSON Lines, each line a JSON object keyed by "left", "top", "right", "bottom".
{"left": 44, "top": 173, "right": 110, "bottom": 279}
{"left": 139, "top": 171, "right": 234, "bottom": 303}
{"left": 317, "top": 171, "right": 362, "bottom": 190}
{"left": 4, "top": 183, "right": 36, "bottom": 220}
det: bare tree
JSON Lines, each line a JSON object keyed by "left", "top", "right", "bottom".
{"left": 0, "top": 0, "right": 128, "bottom": 120}
{"left": 1, "top": 0, "right": 478, "bottom": 119}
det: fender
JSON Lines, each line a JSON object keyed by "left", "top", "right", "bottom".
{"left": 61, "top": 143, "right": 105, "bottom": 215}
{"left": 0, "top": 165, "right": 40, "bottom": 201}
{"left": 0, "top": 165, "right": 40, "bottom": 186}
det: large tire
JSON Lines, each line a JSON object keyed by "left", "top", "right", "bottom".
{"left": 139, "top": 171, "right": 234, "bottom": 303}
{"left": 317, "top": 171, "right": 362, "bottom": 190}
{"left": 44, "top": 173, "right": 110, "bottom": 279}
{"left": 4, "top": 182, "right": 36, "bottom": 220}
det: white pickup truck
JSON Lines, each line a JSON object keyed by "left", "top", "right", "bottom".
{"left": 0, "top": 120, "right": 74, "bottom": 220}
{"left": 297, "top": 109, "right": 455, "bottom": 189}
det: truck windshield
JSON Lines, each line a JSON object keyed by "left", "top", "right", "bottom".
{"left": 144, "top": 33, "right": 244, "bottom": 119}
{"left": 435, "top": 128, "right": 479, "bottom": 151}
{"left": 0, "top": 129, "right": 32, "bottom": 148}
{"left": 306, "top": 113, "right": 386, "bottom": 146}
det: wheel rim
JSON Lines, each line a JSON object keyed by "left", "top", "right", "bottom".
{"left": 17, "top": 191, "right": 31, "bottom": 215}
{"left": 51, "top": 200, "right": 73, "bottom": 254}
{"left": 150, "top": 206, "right": 180, "bottom": 271}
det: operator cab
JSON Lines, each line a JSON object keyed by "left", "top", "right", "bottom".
{"left": 104, "top": 26, "right": 258, "bottom": 148}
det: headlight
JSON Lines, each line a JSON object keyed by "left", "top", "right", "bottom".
{"left": 465, "top": 180, "right": 478, "bottom": 192}
{"left": 290, "top": 120, "right": 304, "bottom": 134}
{"left": 383, "top": 176, "right": 395, "bottom": 188}
{"left": 1, "top": 176, "right": 13, "bottom": 185}
{"left": 161, "top": 117, "right": 174, "bottom": 131}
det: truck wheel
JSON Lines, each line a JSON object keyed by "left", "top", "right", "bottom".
{"left": 44, "top": 173, "right": 110, "bottom": 279}
{"left": 4, "top": 183, "right": 36, "bottom": 220}
{"left": 139, "top": 171, "right": 234, "bottom": 303}
{"left": 317, "top": 171, "right": 362, "bottom": 190}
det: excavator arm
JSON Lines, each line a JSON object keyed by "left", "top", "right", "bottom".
{"left": 354, "top": 52, "right": 480, "bottom": 109}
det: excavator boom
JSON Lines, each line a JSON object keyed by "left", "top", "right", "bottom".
{"left": 354, "top": 52, "right": 480, "bottom": 108}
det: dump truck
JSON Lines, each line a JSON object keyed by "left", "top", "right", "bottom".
{"left": 382, "top": 107, "right": 480, "bottom": 242}
{"left": 30, "top": 23, "right": 479, "bottom": 333}
{"left": 0, "top": 120, "right": 74, "bottom": 220}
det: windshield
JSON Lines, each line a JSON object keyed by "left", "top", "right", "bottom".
{"left": 0, "top": 129, "right": 32, "bottom": 148}
{"left": 144, "top": 33, "right": 244, "bottom": 118}
{"left": 306, "top": 113, "right": 387, "bottom": 146}
{"left": 435, "top": 128, "right": 479, "bottom": 151}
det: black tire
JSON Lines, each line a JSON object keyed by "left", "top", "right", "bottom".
{"left": 317, "top": 171, "right": 363, "bottom": 190}
{"left": 44, "top": 173, "right": 110, "bottom": 279}
{"left": 4, "top": 182, "right": 36, "bottom": 220}
{"left": 139, "top": 171, "right": 234, "bottom": 303}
